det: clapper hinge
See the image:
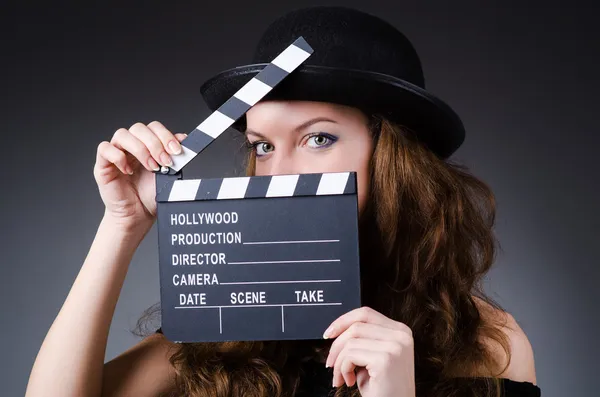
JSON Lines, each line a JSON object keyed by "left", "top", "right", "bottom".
{"left": 155, "top": 168, "right": 183, "bottom": 199}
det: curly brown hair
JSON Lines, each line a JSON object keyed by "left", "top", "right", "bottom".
{"left": 136, "top": 114, "right": 512, "bottom": 397}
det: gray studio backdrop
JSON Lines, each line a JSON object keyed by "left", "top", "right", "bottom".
{"left": 2, "top": 1, "right": 598, "bottom": 396}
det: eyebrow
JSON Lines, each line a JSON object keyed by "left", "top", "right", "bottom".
{"left": 245, "top": 116, "right": 338, "bottom": 138}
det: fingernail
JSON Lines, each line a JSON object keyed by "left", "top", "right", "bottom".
{"left": 126, "top": 165, "right": 134, "bottom": 175}
{"left": 168, "top": 140, "right": 182, "bottom": 154}
{"left": 323, "top": 326, "right": 334, "bottom": 339}
{"left": 160, "top": 152, "right": 173, "bottom": 166}
{"left": 148, "top": 158, "right": 160, "bottom": 171}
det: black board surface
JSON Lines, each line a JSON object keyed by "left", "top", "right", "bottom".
{"left": 155, "top": 172, "right": 362, "bottom": 342}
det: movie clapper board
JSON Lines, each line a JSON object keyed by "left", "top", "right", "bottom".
{"left": 154, "top": 37, "right": 362, "bottom": 342}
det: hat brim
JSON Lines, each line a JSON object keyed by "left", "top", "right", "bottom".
{"left": 200, "top": 64, "right": 465, "bottom": 158}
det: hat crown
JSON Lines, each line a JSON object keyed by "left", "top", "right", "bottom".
{"left": 252, "top": 6, "right": 426, "bottom": 88}
{"left": 200, "top": 6, "right": 465, "bottom": 159}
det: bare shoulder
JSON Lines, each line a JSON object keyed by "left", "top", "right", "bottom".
{"left": 101, "top": 332, "right": 178, "bottom": 397}
{"left": 473, "top": 296, "right": 538, "bottom": 385}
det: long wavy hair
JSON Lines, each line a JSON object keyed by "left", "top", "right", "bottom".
{"left": 136, "top": 113, "right": 512, "bottom": 397}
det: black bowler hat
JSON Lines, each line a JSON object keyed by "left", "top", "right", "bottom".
{"left": 200, "top": 6, "right": 465, "bottom": 159}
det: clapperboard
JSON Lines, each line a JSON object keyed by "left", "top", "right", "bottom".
{"left": 155, "top": 37, "right": 362, "bottom": 342}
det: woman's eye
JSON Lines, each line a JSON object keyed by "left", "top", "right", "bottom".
{"left": 306, "top": 133, "right": 337, "bottom": 148}
{"left": 255, "top": 142, "right": 274, "bottom": 156}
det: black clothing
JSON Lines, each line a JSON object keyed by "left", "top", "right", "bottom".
{"left": 295, "top": 359, "right": 541, "bottom": 396}
{"left": 154, "top": 328, "right": 541, "bottom": 396}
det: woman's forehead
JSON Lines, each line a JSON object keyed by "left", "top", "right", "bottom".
{"left": 245, "top": 100, "right": 368, "bottom": 131}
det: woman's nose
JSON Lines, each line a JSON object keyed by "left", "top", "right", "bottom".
{"left": 268, "top": 153, "right": 298, "bottom": 176}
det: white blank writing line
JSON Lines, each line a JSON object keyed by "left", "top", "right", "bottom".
{"left": 174, "top": 303, "right": 342, "bottom": 309}
{"left": 281, "top": 306, "right": 285, "bottom": 333}
{"left": 220, "top": 279, "right": 341, "bottom": 285}
{"left": 243, "top": 239, "right": 340, "bottom": 245}
{"left": 228, "top": 259, "right": 340, "bottom": 265}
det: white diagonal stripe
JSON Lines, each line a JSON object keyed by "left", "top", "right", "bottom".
{"left": 234, "top": 78, "right": 273, "bottom": 106}
{"left": 316, "top": 172, "right": 350, "bottom": 195}
{"left": 196, "top": 110, "right": 234, "bottom": 138}
{"left": 271, "top": 44, "right": 311, "bottom": 73}
{"left": 266, "top": 174, "right": 300, "bottom": 197}
{"left": 168, "top": 179, "right": 201, "bottom": 201}
{"left": 169, "top": 145, "right": 198, "bottom": 172}
{"left": 217, "top": 177, "right": 251, "bottom": 199}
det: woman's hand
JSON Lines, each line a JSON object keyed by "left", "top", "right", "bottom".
{"left": 324, "top": 306, "right": 416, "bottom": 397}
{"left": 94, "top": 121, "right": 187, "bottom": 233}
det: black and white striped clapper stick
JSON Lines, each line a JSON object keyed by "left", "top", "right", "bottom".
{"left": 156, "top": 171, "right": 356, "bottom": 202}
{"left": 162, "top": 36, "right": 313, "bottom": 175}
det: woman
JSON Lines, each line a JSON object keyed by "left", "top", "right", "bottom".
{"left": 26, "top": 6, "right": 540, "bottom": 397}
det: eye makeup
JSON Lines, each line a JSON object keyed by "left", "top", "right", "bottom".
{"left": 303, "top": 132, "right": 338, "bottom": 149}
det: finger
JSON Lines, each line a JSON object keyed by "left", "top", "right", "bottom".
{"left": 174, "top": 132, "right": 188, "bottom": 142}
{"left": 147, "top": 121, "right": 186, "bottom": 156}
{"left": 324, "top": 306, "right": 411, "bottom": 339}
{"left": 332, "top": 339, "right": 396, "bottom": 387}
{"left": 111, "top": 127, "right": 161, "bottom": 172}
{"left": 326, "top": 322, "right": 405, "bottom": 367}
{"left": 95, "top": 141, "right": 133, "bottom": 176}
{"left": 333, "top": 347, "right": 380, "bottom": 388}
{"left": 128, "top": 122, "right": 173, "bottom": 167}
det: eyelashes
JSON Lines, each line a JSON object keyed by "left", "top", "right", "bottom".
{"left": 252, "top": 141, "right": 275, "bottom": 156}
{"left": 244, "top": 140, "right": 271, "bottom": 155}
{"left": 245, "top": 132, "right": 339, "bottom": 157}
{"left": 306, "top": 132, "right": 338, "bottom": 148}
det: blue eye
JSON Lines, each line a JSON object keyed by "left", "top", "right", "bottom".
{"left": 306, "top": 133, "right": 338, "bottom": 148}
